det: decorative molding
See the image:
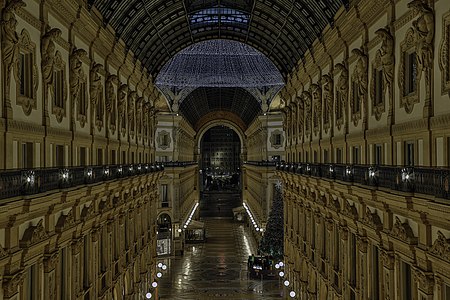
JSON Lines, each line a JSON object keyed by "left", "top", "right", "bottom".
{"left": 429, "top": 231, "right": 450, "bottom": 262}
{"left": 349, "top": 48, "right": 368, "bottom": 127}
{"left": 81, "top": 204, "right": 95, "bottom": 222}
{"left": 311, "top": 83, "right": 322, "bottom": 137}
{"left": 322, "top": 74, "right": 333, "bottom": 134}
{"left": 2, "top": 271, "right": 24, "bottom": 298}
{"left": 398, "top": 28, "right": 419, "bottom": 114}
{"left": 391, "top": 216, "right": 417, "bottom": 244}
{"left": 364, "top": 207, "right": 383, "bottom": 231}
{"left": 20, "top": 219, "right": 49, "bottom": 248}
{"left": 342, "top": 200, "right": 358, "bottom": 220}
{"left": 439, "top": 10, "right": 450, "bottom": 96}
{"left": 15, "top": 29, "right": 38, "bottom": 116}
{"left": 157, "top": 130, "right": 171, "bottom": 150}
{"left": 269, "top": 129, "right": 284, "bottom": 149}
{"left": 334, "top": 63, "right": 348, "bottom": 130}
{"left": 55, "top": 209, "right": 76, "bottom": 233}
{"left": 51, "top": 51, "right": 67, "bottom": 123}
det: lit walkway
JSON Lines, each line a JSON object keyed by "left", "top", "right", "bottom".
{"left": 157, "top": 219, "right": 282, "bottom": 299}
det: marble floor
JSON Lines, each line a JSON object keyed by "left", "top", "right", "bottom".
{"left": 157, "top": 219, "right": 283, "bottom": 299}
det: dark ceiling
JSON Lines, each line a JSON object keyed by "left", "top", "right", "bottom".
{"left": 179, "top": 87, "right": 262, "bottom": 127}
{"left": 88, "top": 0, "right": 348, "bottom": 78}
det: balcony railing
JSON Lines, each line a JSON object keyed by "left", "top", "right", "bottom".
{"left": 162, "top": 161, "right": 197, "bottom": 167}
{"left": 244, "top": 161, "right": 277, "bottom": 167}
{"left": 276, "top": 162, "right": 450, "bottom": 200}
{"left": 0, "top": 163, "right": 164, "bottom": 200}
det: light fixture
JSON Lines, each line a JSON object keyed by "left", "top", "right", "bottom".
{"left": 279, "top": 271, "right": 284, "bottom": 277}
{"left": 162, "top": 264, "right": 167, "bottom": 270}
{"left": 289, "top": 291, "right": 296, "bottom": 298}
{"left": 152, "top": 281, "right": 158, "bottom": 288}
{"left": 177, "top": 229, "right": 182, "bottom": 233}
{"left": 275, "top": 264, "right": 280, "bottom": 269}
{"left": 146, "top": 292, "right": 152, "bottom": 299}
{"left": 157, "top": 262, "right": 163, "bottom": 268}
{"left": 104, "top": 168, "right": 109, "bottom": 176}
{"left": 284, "top": 280, "right": 290, "bottom": 286}
{"left": 279, "top": 262, "right": 284, "bottom": 267}
{"left": 156, "top": 272, "right": 162, "bottom": 278}
{"left": 86, "top": 169, "right": 93, "bottom": 177}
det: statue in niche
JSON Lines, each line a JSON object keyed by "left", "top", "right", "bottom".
{"left": 105, "top": 74, "right": 118, "bottom": 126}
{"left": 311, "top": 83, "right": 322, "bottom": 132}
{"left": 375, "top": 28, "right": 395, "bottom": 89}
{"left": 351, "top": 48, "right": 368, "bottom": 126}
{"left": 408, "top": 0, "right": 434, "bottom": 75}
{"left": 136, "top": 97, "right": 143, "bottom": 134}
{"left": 118, "top": 84, "right": 127, "bottom": 129}
{"left": 335, "top": 63, "right": 348, "bottom": 129}
{"left": 322, "top": 74, "right": 333, "bottom": 130}
{"left": 297, "top": 97, "right": 304, "bottom": 138}
{"left": 69, "top": 48, "right": 87, "bottom": 100}
{"left": 41, "top": 28, "right": 62, "bottom": 86}
{"left": 89, "top": 63, "right": 102, "bottom": 108}
{"left": 303, "top": 91, "right": 312, "bottom": 135}
{"left": 1, "top": 0, "right": 26, "bottom": 105}
{"left": 128, "top": 91, "right": 136, "bottom": 132}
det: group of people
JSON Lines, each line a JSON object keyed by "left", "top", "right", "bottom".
{"left": 247, "top": 254, "right": 277, "bottom": 278}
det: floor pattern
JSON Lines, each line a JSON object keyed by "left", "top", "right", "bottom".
{"left": 157, "top": 219, "right": 283, "bottom": 299}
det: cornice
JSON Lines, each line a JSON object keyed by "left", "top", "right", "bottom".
{"left": 17, "top": 8, "right": 40, "bottom": 30}
{"left": 393, "top": 10, "right": 416, "bottom": 31}
{"left": 392, "top": 119, "right": 428, "bottom": 135}
{"left": 430, "top": 113, "right": 450, "bottom": 131}
{"left": 7, "top": 120, "right": 45, "bottom": 135}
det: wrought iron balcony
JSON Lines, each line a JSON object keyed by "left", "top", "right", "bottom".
{"left": 275, "top": 162, "right": 450, "bottom": 200}
{"left": 0, "top": 163, "right": 165, "bottom": 200}
{"left": 162, "top": 161, "right": 198, "bottom": 168}
{"left": 244, "top": 161, "right": 277, "bottom": 167}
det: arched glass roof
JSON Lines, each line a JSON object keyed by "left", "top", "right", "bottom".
{"left": 88, "top": 0, "right": 349, "bottom": 77}
{"left": 155, "top": 40, "right": 284, "bottom": 88}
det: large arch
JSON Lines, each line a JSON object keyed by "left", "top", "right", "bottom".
{"left": 195, "top": 119, "right": 246, "bottom": 162}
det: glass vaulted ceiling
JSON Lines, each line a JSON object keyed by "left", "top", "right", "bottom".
{"left": 88, "top": 0, "right": 348, "bottom": 77}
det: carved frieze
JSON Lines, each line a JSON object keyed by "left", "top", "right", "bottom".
{"left": 20, "top": 219, "right": 49, "bottom": 248}
{"left": 334, "top": 63, "right": 348, "bottom": 130}
{"left": 81, "top": 204, "right": 95, "bottom": 221}
{"left": 413, "top": 267, "right": 435, "bottom": 294}
{"left": 364, "top": 207, "right": 383, "bottom": 231}
{"left": 439, "top": 10, "right": 450, "bottom": 96}
{"left": 429, "top": 231, "right": 450, "bottom": 261}
{"left": 391, "top": 216, "right": 417, "bottom": 244}
{"left": 56, "top": 209, "right": 76, "bottom": 233}
{"left": 342, "top": 200, "right": 358, "bottom": 220}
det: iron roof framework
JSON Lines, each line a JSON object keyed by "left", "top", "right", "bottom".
{"left": 179, "top": 87, "right": 262, "bottom": 127}
{"left": 88, "top": 0, "right": 348, "bottom": 78}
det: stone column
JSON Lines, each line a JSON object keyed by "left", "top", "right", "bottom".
{"left": 44, "top": 252, "right": 59, "bottom": 300}
{"left": 380, "top": 250, "right": 395, "bottom": 300}
{"left": 71, "top": 237, "right": 83, "bottom": 298}
{"left": 356, "top": 236, "right": 368, "bottom": 300}
{"left": 413, "top": 267, "right": 435, "bottom": 300}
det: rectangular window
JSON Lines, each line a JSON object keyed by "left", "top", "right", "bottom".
{"left": 372, "top": 246, "right": 380, "bottom": 299}
{"left": 22, "top": 142, "right": 33, "bottom": 168}
{"left": 19, "top": 52, "right": 33, "bottom": 98}
{"left": 305, "top": 151, "right": 308, "bottom": 163}
{"left": 405, "top": 141, "right": 414, "bottom": 166}
{"left": 60, "top": 247, "right": 66, "bottom": 300}
{"left": 333, "top": 227, "right": 340, "bottom": 287}
{"left": 274, "top": 134, "right": 282, "bottom": 145}
{"left": 350, "top": 233, "right": 357, "bottom": 287}
{"left": 404, "top": 52, "right": 417, "bottom": 96}
{"left": 375, "top": 68, "right": 384, "bottom": 106}
{"left": 79, "top": 82, "right": 87, "bottom": 115}
{"left": 122, "top": 151, "right": 126, "bottom": 164}
{"left": 161, "top": 184, "right": 168, "bottom": 207}
{"left": 444, "top": 283, "right": 450, "bottom": 300}
{"left": 401, "top": 261, "right": 412, "bottom": 300}
{"left": 111, "top": 150, "right": 116, "bottom": 165}
{"left": 79, "top": 147, "right": 86, "bottom": 166}
{"left": 336, "top": 148, "right": 342, "bottom": 164}
{"left": 24, "top": 264, "right": 36, "bottom": 300}
{"left": 83, "top": 234, "right": 90, "bottom": 287}
{"left": 313, "top": 151, "right": 318, "bottom": 163}
{"left": 131, "top": 152, "right": 135, "bottom": 164}
{"left": 56, "top": 145, "right": 64, "bottom": 167}
{"left": 375, "top": 144, "right": 383, "bottom": 165}
{"left": 352, "top": 146, "right": 360, "bottom": 164}
{"left": 323, "top": 149, "right": 329, "bottom": 164}
{"left": 352, "top": 82, "right": 360, "bottom": 114}
{"left": 53, "top": 69, "right": 64, "bottom": 108}
{"left": 97, "top": 149, "right": 103, "bottom": 165}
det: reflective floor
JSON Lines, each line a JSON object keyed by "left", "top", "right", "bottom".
{"left": 158, "top": 219, "right": 283, "bottom": 299}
